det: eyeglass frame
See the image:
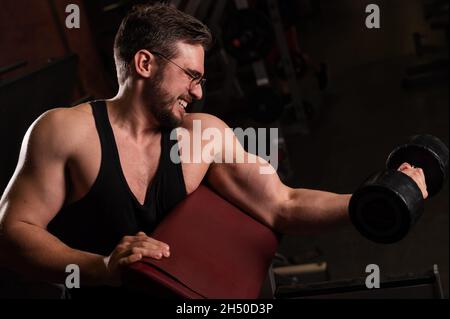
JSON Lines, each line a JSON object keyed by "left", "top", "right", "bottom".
{"left": 150, "top": 51, "right": 206, "bottom": 88}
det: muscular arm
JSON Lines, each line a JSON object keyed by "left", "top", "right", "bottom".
{"left": 0, "top": 110, "right": 109, "bottom": 285}
{"left": 203, "top": 115, "right": 351, "bottom": 235}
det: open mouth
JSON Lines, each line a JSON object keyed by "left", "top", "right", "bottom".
{"left": 177, "top": 98, "right": 189, "bottom": 111}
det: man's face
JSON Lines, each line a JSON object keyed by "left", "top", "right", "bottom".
{"left": 145, "top": 42, "right": 205, "bottom": 129}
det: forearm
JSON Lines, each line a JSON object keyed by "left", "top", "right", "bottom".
{"left": 1, "top": 221, "right": 110, "bottom": 286}
{"left": 277, "top": 188, "right": 352, "bottom": 235}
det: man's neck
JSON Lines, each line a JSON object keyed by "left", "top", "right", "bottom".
{"left": 107, "top": 85, "right": 161, "bottom": 140}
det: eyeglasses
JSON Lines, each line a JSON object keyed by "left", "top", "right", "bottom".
{"left": 151, "top": 51, "right": 206, "bottom": 89}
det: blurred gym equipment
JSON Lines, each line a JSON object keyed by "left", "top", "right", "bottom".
{"left": 402, "top": 0, "right": 448, "bottom": 88}
{"left": 275, "top": 264, "right": 444, "bottom": 299}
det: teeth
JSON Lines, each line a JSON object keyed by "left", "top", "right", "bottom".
{"left": 178, "top": 99, "right": 188, "bottom": 109}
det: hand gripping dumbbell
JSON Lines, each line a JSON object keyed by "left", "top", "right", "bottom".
{"left": 349, "top": 134, "right": 449, "bottom": 244}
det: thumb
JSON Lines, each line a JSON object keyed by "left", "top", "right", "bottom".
{"left": 398, "top": 162, "right": 412, "bottom": 171}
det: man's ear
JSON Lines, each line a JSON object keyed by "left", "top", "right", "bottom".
{"left": 133, "top": 50, "right": 153, "bottom": 78}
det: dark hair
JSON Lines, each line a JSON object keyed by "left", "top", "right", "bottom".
{"left": 114, "top": 3, "right": 212, "bottom": 84}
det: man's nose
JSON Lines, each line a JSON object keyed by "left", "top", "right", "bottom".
{"left": 189, "top": 83, "right": 203, "bottom": 101}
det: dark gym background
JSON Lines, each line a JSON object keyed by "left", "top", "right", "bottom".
{"left": 0, "top": 0, "right": 448, "bottom": 298}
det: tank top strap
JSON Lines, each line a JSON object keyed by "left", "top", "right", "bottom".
{"left": 90, "top": 100, "right": 116, "bottom": 165}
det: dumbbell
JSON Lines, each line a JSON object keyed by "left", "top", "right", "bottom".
{"left": 349, "top": 134, "right": 449, "bottom": 244}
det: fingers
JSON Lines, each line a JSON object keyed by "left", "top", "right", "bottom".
{"left": 397, "top": 162, "right": 425, "bottom": 180}
{"left": 397, "top": 162, "right": 428, "bottom": 199}
{"left": 116, "top": 244, "right": 169, "bottom": 267}
{"left": 130, "top": 239, "right": 170, "bottom": 252}
{"left": 130, "top": 246, "right": 169, "bottom": 259}
{"left": 119, "top": 232, "right": 171, "bottom": 250}
{"left": 121, "top": 233, "right": 170, "bottom": 250}
{"left": 398, "top": 162, "right": 414, "bottom": 171}
{"left": 132, "top": 236, "right": 170, "bottom": 251}
{"left": 113, "top": 233, "right": 170, "bottom": 266}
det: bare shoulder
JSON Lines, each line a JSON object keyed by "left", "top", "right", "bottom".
{"left": 37, "top": 102, "right": 92, "bottom": 127}
{"left": 25, "top": 103, "right": 95, "bottom": 156}
{"left": 182, "top": 113, "right": 229, "bottom": 131}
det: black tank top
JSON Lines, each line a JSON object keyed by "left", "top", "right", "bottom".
{"left": 48, "top": 100, "right": 187, "bottom": 257}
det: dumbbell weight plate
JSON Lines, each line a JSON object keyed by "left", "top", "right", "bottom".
{"left": 349, "top": 170, "right": 425, "bottom": 244}
{"left": 386, "top": 134, "right": 449, "bottom": 197}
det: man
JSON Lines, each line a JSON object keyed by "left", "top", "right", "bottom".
{"left": 0, "top": 4, "right": 427, "bottom": 297}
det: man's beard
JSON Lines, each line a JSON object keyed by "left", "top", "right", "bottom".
{"left": 145, "top": 68, "right": 184, "bottom": 129}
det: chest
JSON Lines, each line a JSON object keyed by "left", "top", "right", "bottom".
{"left": 115, "top": 134, "right": 161, "bottom": 199}
{"left": 67, "top": 128, "right": 209, "bottom": 205}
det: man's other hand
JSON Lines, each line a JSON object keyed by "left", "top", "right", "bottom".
{"left": 104, "top": 232, "right": 170, "bottom": 285}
